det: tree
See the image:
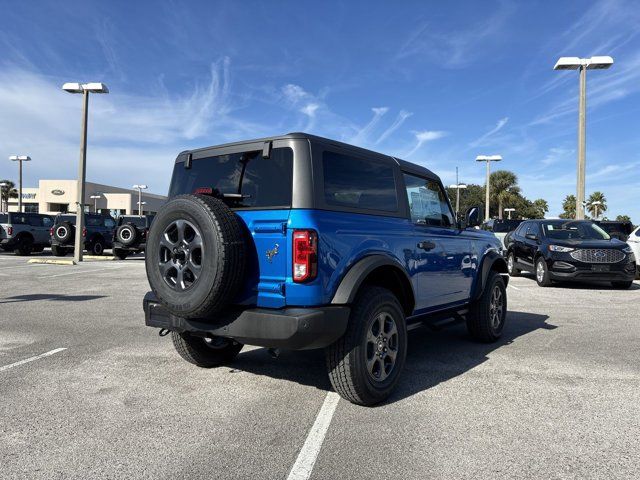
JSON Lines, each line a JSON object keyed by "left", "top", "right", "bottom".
{"left": 0, "top": 180, "right": 18, "bottom": 211}
{"left": 560, "top": 194, "right": 576, "bottom": 219}
{"left": 587, "top": 191, "right": 607, "bottom": 219}
{"left": 446, "top": 184, "right": 485, "bottom": 220}
{"left": 489, "top": 170, "right": 519, "bottom": 219}
{"left": 530, "top": 199, "right": 549, "bottom": 219}
{"left": 615, "top": 215, "right": 631, "bottom": 223}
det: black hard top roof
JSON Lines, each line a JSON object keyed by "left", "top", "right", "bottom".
{"left": 179, "top": 132, "right": 438, "bottom": 179}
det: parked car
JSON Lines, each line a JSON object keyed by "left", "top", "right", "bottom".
{"left": 50, "top": 213, "right": 116, "bottom": 256}
{"left": 112, "top": 215, "right": 154, "bottom": 259}
{"left": 594, "top": 220, "right": 634, "bottom": 242}
{"left": 482, "top": 218, "right": 523, "bottom": 250}
{"left": 0, "top": 212, "right": 54, "bottom": 255}
{"left": 505, "top": 219, "right": 636, "bottom": 288}
{"left": 142, "top": 133, "right": 509, "bottom": 406}
{"left": 627, "top": 225, "right": 640, "bottom": 278}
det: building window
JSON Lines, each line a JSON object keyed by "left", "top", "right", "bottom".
{"left": 24, "top": 204, "right": 39, "bottom": 213}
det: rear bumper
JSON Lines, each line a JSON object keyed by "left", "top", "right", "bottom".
{"left": 113, "top": 242, "right": 145, "bottom": 252}
{"left": 143, "top": 292, "right": 350, "bottom": 350}
{"left": 0, "top": 238, "right": 17, "bottom": 249}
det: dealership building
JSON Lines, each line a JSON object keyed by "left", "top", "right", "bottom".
{"left": 6, "top": 180, "right": 167, "bottom": 216}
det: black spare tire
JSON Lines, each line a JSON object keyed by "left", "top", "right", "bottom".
{"left": 117, "top": 224, "right": 137, "bottom": 246}
{"left": 145, "top": 194, "right": 246, "bottom": 319}
{"left": 54, "top": 222, "right": 74, "bottom": 244}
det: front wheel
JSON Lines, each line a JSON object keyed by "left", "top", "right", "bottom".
{"left": 467, "top": 272, "right": 507, "bottom": 342}
{"left": 507, "top": 252, "right": 520, "bottom": 276}
{"left": 611, "top": 280, "right": 633, "bottom": 289}
{"left": 535, "top": 257, "right": 553, "bottom": 287}
{"left": 171, "top": 332, "right": 243, "bottom": 367}
{"left": 325, "top": 286, "right": 407, "bottom": 406}
{"left": 15, "top": 238, "right": 33, "bottom": 256}
{"left": 89, "top": 239, "right": 105, "bottom": 256}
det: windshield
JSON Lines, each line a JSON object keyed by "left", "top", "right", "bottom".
{"left": 542, "top": 221, "right": 611, "bottom": 240}
{"left": 169, "top": 147, "right": 293, "bottom": 209}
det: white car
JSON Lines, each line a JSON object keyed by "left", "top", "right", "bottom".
{"left": 627, "top": 226, "right": 640, "bottom": 278}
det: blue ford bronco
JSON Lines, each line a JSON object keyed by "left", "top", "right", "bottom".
{"left": 143, "top": 133, "right": 508, "bottom": 406}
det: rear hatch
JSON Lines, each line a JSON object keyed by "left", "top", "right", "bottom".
{"left": 168, "top": 146, "right": 294, "bottom": 308}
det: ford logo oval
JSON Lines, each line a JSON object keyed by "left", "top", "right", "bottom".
{"left": 51, "top": 189, "right": 65, "bottom": 195}
{"left": 594, "top": 251, "right": 605, "bottom": 258}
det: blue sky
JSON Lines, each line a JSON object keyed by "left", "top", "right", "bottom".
{"left": 0, "top": 0, "right": 639, "bottom": 220}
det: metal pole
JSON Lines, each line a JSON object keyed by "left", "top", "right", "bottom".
{"left": 455, "top": 167, "right": 460, "bottom": 217}
{"left": 74, "top": 90, "right": 89, "bottom": 263}
{"left": 484, "top": 160, "right": 491, "bottom": 221}
{"left": 18, "top": 160, "right": 23, "bottom": 212}
{"left": 576, "top": 65, "right": 587, "bottom": 220}
{"left": 138, "top": 188, "right": 142, "bottom": 215}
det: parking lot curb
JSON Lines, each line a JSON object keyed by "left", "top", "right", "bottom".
{"left": 28, "top": 258, "right": 76, "bottom": 265}
{"left": 83, "top": 256, "right": 117, "bottom": 261}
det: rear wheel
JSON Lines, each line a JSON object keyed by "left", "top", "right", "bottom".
{"left": 89, "top": 239, "right": 105, "bottom": 256}
{"left": 535, "top": 257, "right": 553, "bottom": 287}
{"left": 15, "top": 237, "right": 33, "bottom": 256}
{"left": 467, "top": 272, "right": 507, "bottom": 342}
{"left": 325, "top": 286, "right": 407, "bottom": 406}
{"left": 113, "top": 248, "right": 128, "bottom": 260}
{"left": 611, "top": 280, "right": 633, "bottom": 289}
{"left": 171, "top": 332, "right": 243, "bottom": 367}
{"left": 51, "top": 245, "right": 67, "bottom": 256}
{"left": 507, "top": 252, "right": 521, "bottom": 276}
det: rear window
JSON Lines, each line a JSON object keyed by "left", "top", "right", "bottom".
{"left": 322, "top": 151, "right": 398, "bottom": 213}
{"left": 169, "top": 147, "right": 293, "bottom": 209}
{"left": 120, "top": 217, "right": 147, "bottom": 227}
{"left": 0, "top": 214, "right": 7, "bottom": 223}
{"left": 55, "top": 215, "right": 76, "bottom": 225}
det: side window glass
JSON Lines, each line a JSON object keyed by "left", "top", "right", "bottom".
{"left": 42, "top": 217, "right": 53, "bottom": 228}
{"left": 403, "top": 174, "right": 454, "bottom": 227}
{"left": 28, "top": 216, "right": 42, "bottom": 227}
{"left": 104, "top": 218, "right": 116, "bottom": 228}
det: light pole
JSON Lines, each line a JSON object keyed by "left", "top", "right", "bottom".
{"left": 590, "top": 200, "right": 602, "bottom": 219}
{"left": 9, "top": 155, "right": 31, "bottom": 212}
{"left": 0, "top": 182, "right": 7, "bottom": 211}
{"left": 476, "top": 155, "right": 502, "bottom": 221}
{"left": 504, "top": 208, "right": 516, "bottom": 220}
{"left": 90, "top": 194, "right": 101, "bottom": 213}
{"left": 132, "top": 184, "right": 148, "bottom": 215}
{"left": 554, "top": 56, "right": 613, "bottom": 220}
{"left": 63, "top": 82, "right": 109, "bottom": 263}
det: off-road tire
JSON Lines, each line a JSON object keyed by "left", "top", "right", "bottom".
{"left": 507, "top": 251, "right": 520, "bottom": 276}
{"left": 89, "top": 238, "right": 105, "bottom": 256}
{"left": 171, "top": 332, "right": 243, "bottom": 367}
{"left": 611, "top": 280, "right": 633, "bottom": 289}
{"left": 51, "top": 245, "right": 67, "bottom": 256}
{"left": 535, "top": 257, "right": 553, "bottom": 287}
{"left": 117, "top": 224, "right": 137, "bottom": 246}
{"left": 15, "top": 237, "right": 33, "bottom": 256}
{"left": 467, "top": 272, "right": 507, "bottom": 343}
{"left": 325, "top": 286, "right": 407, "bottom": 406}
{"left": 113, "top": 248, "right": 128, "bottom": 260}
{"left": 54, "top": 222, "right": 73, "bottom": 244}
{"left": 146, "top": 194, "right": 246, "bottom": 319}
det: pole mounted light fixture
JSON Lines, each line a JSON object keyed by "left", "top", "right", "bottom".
{"left": 475, "top": 155, "right": 502, "bottom": 222}
{"left": 133, "top": 184, "right": 148, "bottom": 215}
{"left": 503, "top": 207, "right": 516, "bottom": 219}
{"left": 9, "top": 155, "right": 32, "bottom": 213}
{"left": 553, "top": 56, "right": 613, "bottom": 219}
{"left": 63, "top": 81, "right": 109, "bottom": 263}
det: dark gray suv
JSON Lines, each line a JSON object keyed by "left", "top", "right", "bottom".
{"left": 0, "top": 212, "right": 54, "bottom": 255}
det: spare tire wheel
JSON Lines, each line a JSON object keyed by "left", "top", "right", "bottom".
{"left": 117, "top": 224, "right": 137, "bottom": 246}
{"left": 145, "top": 194, "right": 246, "bottom": 319}
{"left": 54, "top": 222, "right": 74, "bottom": 243}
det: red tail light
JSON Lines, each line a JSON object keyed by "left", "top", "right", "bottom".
{"left": 82, "top": 227, "right": 87, "bottom": 237}
{"left": 7, "top": 226, "right": 13, "bottom": 236}
{"left": 293, "top": 230, "right": 318, "bottom": 283}
{"left": 49, "top": 227, "right": 53, "bottom": 236}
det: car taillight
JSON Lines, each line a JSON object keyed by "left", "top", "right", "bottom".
{"left": 49, "top": 227, "right": 53, "bottom": 236}
{"left": 7, "top": 226, "right": 13, "bottom": 236}
{"left": 82, "top": 227, "right": 87, "bottom": 237}
{"left": 293, "top": 229, "right": 317, "bottom": 283}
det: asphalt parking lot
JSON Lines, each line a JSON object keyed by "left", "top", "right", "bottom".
{"left": 1, "top": 250, "right": 639, "bottom": 480}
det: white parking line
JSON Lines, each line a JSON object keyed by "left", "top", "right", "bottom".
{"left": 38, "top": 265, "right": 125, "bottom": 278}
{"left": 0, "top": 348, "right": 67, "bottom": 372}
{"left": 286, "top": 392, "right": 340, "bottom": 480}
{"left": 508, "top": 284, "right": 521, "bottom": 290}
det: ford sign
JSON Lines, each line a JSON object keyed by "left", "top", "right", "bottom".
{"left": 51, "top": 189, "right": 65, "bottom": 196}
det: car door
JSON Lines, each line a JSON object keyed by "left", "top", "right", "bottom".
{"left": 522, "top": 222, "right": 540, "bottom": 265}
{"left": 403, "top": 173, "right": 472, "bottom": 309}
{"left": 511, "top": 222, "right": 527, "bottom": 265}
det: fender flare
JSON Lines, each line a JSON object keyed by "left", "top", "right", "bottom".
{"left": 331, "top": 254, "right": 414, "bottom": 307}
{"left": 472, "top": 250, "right": 509, "bottom": 301}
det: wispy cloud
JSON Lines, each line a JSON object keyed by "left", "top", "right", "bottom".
{"left": 375, "top": 110, "right": 412, "bottom": 146}
{"left": 396, "top": 3, "right": 514, "bottom": 68}
{"left": 469, "top": 117, "right": 509, "bottom": 147}
{"left": 350, "top": 107, "right": 388, "bottom": 144}
{"left": 541, "top": 147, "right": 573, "bottom": 166}
{"left": 405, "top": 130, "right": 447, "bottom": 157}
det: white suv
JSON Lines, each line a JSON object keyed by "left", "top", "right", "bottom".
{"left": 627, "top": 226, "right": 640, "bottom": 278}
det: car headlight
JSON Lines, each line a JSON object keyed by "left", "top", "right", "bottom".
{"left": 548, "top": 245, "right": 575, "bottom": 252}
{"left": 623, "top": 246, "right": 633, "bottom": 254}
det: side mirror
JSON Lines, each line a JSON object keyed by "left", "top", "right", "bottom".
{"left": 525, "top": 233, "right": 538, "bottom": 241}
{"left": 464, "top": 206, "right": 481, "bottom": 229}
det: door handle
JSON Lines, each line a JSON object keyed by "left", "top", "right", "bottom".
{"left": 417, "top": 241, "right": 436, "bottom": 251}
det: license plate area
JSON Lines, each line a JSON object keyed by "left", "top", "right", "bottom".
{"left": 591, "top": 264, "right": 610, "bottom": 272}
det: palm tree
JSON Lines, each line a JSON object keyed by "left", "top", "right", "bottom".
{"left": 0, "top": 180, "right": 18, "bottom": 212}
{"left": 489, "top": 170, "right": 519, "bottom": 219}
{"left": 532, "top": 199, "right": 549, "bottom": 219}
{"left": 560, "top": 194, "right": 576, "bottom": 219}
{"left": 587, "top": 191, "right": 607, "bottom": 219}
